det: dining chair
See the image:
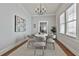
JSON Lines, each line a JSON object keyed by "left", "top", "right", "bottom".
{"left": 46, "top": 34, "right": 55, "bottom": 50}
{"left": 32, "top": 36, "right": 46, "bottom": 56}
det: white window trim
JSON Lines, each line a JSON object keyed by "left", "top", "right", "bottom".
{"left": 59, "top": 4, "right": 76, "bottom": 38}
{"left": 59, "top": 12, "right": 65, "bottom": 34}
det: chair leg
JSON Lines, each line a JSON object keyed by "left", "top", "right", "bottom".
{"left": 53, "top": 43, "right": 55, "bottom": 50}
{"left": 42, "top": 46, "right": 44, "bottom": 56}
{"left": 34, "top": 48, "right": 36, "bottom": 56}
{"left": 27, "top": 42, "right": 29, "bottom": 48}
{"left": 27, "top": 40, "right": 31, "bottom": 48}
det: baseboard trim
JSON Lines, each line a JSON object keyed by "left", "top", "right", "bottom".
{"left": 1, "top": 40, "right": 28, "bottom": 56}
{"left": 55, "top": 39, "right": 75, "bottom": 56}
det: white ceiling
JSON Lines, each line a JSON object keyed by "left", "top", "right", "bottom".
{"left": 22, "top": 3, "right": 61, "bottom": 16}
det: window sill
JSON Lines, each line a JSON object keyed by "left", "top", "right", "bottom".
{"left": 65, "top": 34, "right": 76, "bottom": 39}
{"left": 59, "top": 33, "right": 76, "bottom": 39}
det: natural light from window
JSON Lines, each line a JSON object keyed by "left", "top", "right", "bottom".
{"left": 59, "top": 4, "right": 76, "bottom": 37}
{"left": 66, "top": 4, "right": 76, "bottom": 37}
{"left": 60, "top": 13, "right": 65, "bottom": 34}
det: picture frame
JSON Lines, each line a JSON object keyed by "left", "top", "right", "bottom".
{"left": 15, "top": 15, "right": 26, "bottom": 32}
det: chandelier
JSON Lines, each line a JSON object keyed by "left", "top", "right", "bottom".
{"left": 35, "top": 4, "right": 47, "bottom": 15}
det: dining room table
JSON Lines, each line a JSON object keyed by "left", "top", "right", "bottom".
{"left": 35, "top": 33, "right": 48, "bottom": 40}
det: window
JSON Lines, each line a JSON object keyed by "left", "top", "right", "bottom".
{"left": 59, "top": 4, "right": 76, "bottom": 37}
{"left": 60, "top": 13, "right": 65, "bottom": 34}
{"left": 66, "top": 4, "right": 76, "bottom": 37}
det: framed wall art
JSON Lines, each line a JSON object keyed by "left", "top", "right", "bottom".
{"left": 15, "top": 15, "right": 26, "bottom": 32}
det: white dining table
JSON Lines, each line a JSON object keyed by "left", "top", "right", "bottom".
{"left": 35, "top": 33, "right": 48, "bottom": 41}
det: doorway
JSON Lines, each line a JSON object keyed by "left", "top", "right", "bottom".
{"left": 38, "top": 21, "right": 48, "bottom": 34}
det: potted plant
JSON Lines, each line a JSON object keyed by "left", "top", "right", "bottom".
{"left": 51, "top": 26, "right": 56, "bottom": 35}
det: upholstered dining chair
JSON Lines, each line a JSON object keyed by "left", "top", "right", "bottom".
{"left": 32, "top": 36, "right": 46, "bottom": 56}
{"left": 46, "top": 34, "right": 55, "bottom": 50}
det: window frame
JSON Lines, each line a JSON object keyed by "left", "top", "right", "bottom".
{"left": 66, "top": 4, "right": 76, "bottom": 37}
{"left": 59, "top": 12, "right": 65, "bottom": 34}
{"left": 59, "top": 4, "right": 76, "bottom": 38}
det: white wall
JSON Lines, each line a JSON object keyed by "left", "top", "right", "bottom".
{"left": 31, "top": 15, "right": 56, "bottom": 34}
{"left": 56, "top": 3, "right": 79, "bottom": 55}
{"left": 0, "top": 4, "right": 32, "bottom": 51}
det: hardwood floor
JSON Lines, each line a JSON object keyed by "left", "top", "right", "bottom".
{"left": 55, "top": 39, "right": 75, "bottom": 56}
{"left": 1, "top": 40, "right": 28, "bottom": 56}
